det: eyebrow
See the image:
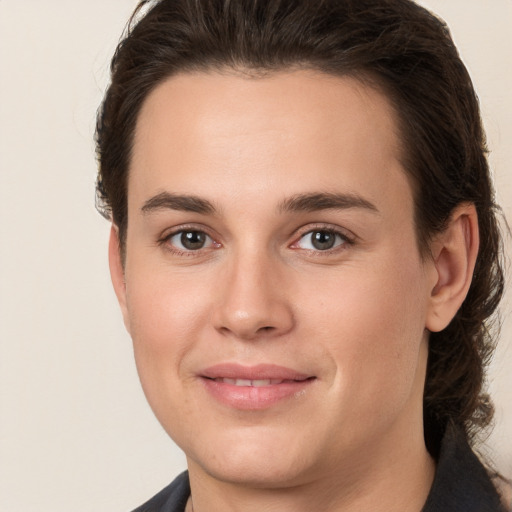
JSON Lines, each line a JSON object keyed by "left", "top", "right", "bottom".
{"left": 140, "top": 191, "right": 379, "bottom": 216}
{"left": 141, "top": 192, "right": 216, "bottom": 215}
{"left": 278, "top": 192, "right": 379, "bottom": 214}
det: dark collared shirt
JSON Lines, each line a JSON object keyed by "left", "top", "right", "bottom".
{"left": 131, "top": 425, "right": 506, "bottom": 512}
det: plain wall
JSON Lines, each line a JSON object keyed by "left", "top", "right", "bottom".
{"left": 0, "top": 1, "right": 510, "bottom": 510}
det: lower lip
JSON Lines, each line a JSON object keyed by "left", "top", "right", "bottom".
{"left": 201, "top": 378, "right": 315, "bottom": 410}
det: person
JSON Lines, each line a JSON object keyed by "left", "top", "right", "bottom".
{"left": 95, "top": 0, "right": 509, "bottom": 510}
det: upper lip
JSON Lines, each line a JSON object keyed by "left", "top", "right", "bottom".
{"left": 200, "top": 363, "right": 312, "bottom": 381}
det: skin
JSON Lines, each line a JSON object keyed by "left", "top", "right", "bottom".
{"left": 109, "top": 70, "right": 479, "bottom": 512}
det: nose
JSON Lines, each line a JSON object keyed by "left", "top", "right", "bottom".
{"left": 212, "top": 251, "right": 295, "bottom": 341}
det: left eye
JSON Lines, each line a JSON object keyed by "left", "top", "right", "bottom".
{"left": 167, "top": 230, "right": 214, "bottom": 251}
{"left": 295, "top": 230, "right": 347, "bottom": 251}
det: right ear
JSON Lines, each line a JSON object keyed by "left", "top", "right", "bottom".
{"left": 108, "top": 225, "right": 131, "bottom": 333}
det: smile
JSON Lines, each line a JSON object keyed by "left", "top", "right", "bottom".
{"left": 200, "top": 364, "right": 316, "bottom": 410}
{"left": 211, "top": 378, "right": 305, "bottom": 386}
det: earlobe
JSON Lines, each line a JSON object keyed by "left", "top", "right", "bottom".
{"left": 108, "top": 225, "right": 131, "bottom": 333}
{"left": 426, "top": 203, "right": 479, "bottom": 333}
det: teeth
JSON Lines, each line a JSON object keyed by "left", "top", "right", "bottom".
{"left": 252, "top": 379, "right": 271, "bottom": 387}
{"left": 214, "top": 378, "right": 285, "bottom": 386}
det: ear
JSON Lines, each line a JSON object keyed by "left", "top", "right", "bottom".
{"left": 108, "top": 225, "right": 131, "bottom": 334}
{"left": 426, "top": 203, "right": 479, "bottom": 332}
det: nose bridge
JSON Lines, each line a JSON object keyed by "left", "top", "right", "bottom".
{"left": 213, "top": 245, "right": 294, "bottom": 339}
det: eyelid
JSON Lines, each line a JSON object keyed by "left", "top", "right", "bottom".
{"left": 158, "top": 224, "right": 221, "bottom": 255}
{"left": 156, "top": 222, "right": 355, "bottom": 255}
{"left": 289, "top": 223, "right": 356, "bottom": 250}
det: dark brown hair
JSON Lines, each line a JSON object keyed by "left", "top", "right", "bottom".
{"left": 95, "top": 0, "right": 504, "bottom": 456}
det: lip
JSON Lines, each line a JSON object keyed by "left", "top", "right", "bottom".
{"left": 200, "top": 363, "right": 316, "bottom": 410}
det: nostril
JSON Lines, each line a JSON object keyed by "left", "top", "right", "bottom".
{"left": 213, "top": 302, "right": 295, "bottom": 339}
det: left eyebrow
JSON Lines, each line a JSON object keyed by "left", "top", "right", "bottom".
{"left": 278, "top": 192, "right": 379, "bottom": 214}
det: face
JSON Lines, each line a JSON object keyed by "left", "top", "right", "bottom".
{"left": 112, "top": 70, "right": 439, "bottom": 488}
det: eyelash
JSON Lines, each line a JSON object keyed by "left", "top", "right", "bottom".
{"left": 157, "top": 225, "right": 220, "bottom": 257}
{"left": 291, "top": 225, "right": 355, "bottom": 254}
{"left": 158, "top": 224, "right": 355, "bottom": 257}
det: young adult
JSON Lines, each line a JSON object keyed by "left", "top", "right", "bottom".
{"left": 95, "top": 1, "right": 508, "bottom": 510}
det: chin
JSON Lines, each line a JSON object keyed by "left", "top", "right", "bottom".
{"left": 199, "top": 456, "right": 307, "bottom": 489}
{"left": 185, "top": 424, "right": 316, "bottom": 488}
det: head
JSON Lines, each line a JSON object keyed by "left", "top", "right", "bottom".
{"left": 96, "top": 0, "right": 504, "bottom": 463}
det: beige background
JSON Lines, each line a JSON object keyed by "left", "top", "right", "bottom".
{"left": 0, "top": 1, "right": 510, "bottom": 510}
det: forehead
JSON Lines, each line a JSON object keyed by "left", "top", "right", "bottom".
{"left": 129, "top": 69, "right": 410, "bottom": 216}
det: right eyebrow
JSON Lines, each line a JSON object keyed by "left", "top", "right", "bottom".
{"left": 141, "top": 192, "right": 216, "bottom": 215}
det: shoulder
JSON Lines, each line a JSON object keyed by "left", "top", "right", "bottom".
{"left": 423, "top": 424, "right": 507, "bottom": 512}
{"left": 130, "top": 471, "right": 190, "bottom": 512}
{"left": 491, "top": 475, "right": 512, "bottom": 512}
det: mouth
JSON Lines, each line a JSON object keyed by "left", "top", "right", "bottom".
{"left": 200, "top": 363, "right": 316, "bottom": 410}
{"left": 209, "top": 377, "right": 309, "bottom": 386}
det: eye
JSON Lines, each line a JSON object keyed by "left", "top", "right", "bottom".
{"left": 166, "top": 230, "right": 215, "bottom": 251}
{"left": 295, "top": 229, "right": 348, "bottom": 251}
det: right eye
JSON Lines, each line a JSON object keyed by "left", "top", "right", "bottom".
{"left": 166, "top": 230, "right": 215, "bottom": 252}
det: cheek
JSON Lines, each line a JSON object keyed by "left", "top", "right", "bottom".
{"left": 123, "top": 268, "right": 209, "bottom": 391}
{"left": 122, "top": 269, "right": 212, "bottom": 435}
{"left": 303, "top": 255, "right": 429, "bottom": 412}
{"left": 126, "top": 266, "right": 205, "bottom": 342}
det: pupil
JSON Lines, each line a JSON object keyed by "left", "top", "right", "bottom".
{"left": 312, "top": 231, "right": 335, "bottom": 250}
{"left": 181, "top": 231, "right": 206, "bottom": 250}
